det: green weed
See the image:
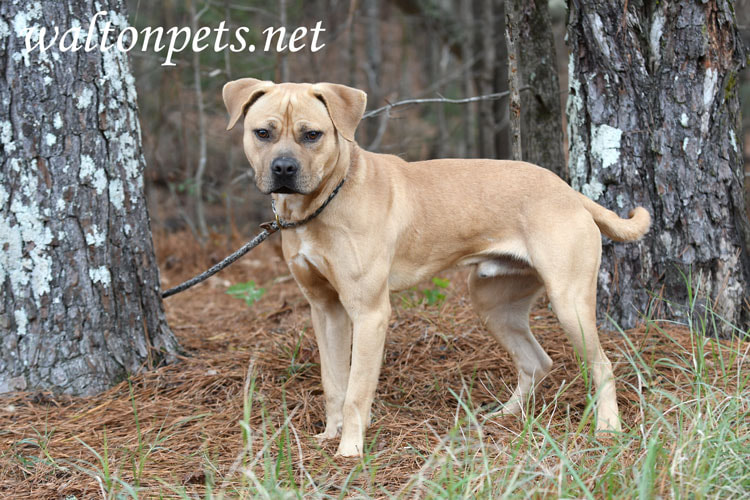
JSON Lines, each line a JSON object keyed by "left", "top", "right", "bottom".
{"left": 226, "top": 280, "right": 267, "bottom": 307}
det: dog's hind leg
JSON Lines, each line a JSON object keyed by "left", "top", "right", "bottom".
{"left": 468, "top": 269, "right": 551, "bottom": 416}
{"left": 532, "top": 220, "right": 622, "bottom": 433}
{"left": 545, "top": 281, "right": 621, "bottom": 433}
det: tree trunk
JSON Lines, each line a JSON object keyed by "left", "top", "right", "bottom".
{"left": 491, "top": 0, "right": 510, "bottom": 159}
{"left": 475, "top": 0, "right": 497, "bottom": 159}
{"left": 505, "top": 0, "right": 522, "bottom": 161}
{"left": 189, "top": 0, "right": 208, "bottom": 240}
{"left": 567, "top": 0, "right": 750, "bottom": 334}
{"left": 364, "top": 0, "right": 383, "bottom": 145}
{"left": 512, "top": 0, "right": 567, "bottom": 181}
{"left": 459, "top": 0, "right": 477, "bottom": 158}
{"left": 0, "top": 0, "right": 181, "bottom": 395}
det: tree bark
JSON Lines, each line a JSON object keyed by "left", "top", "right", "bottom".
{"left": 567, "top": 0, "right": 750, "bottom": 334}
{"left": 476, "top": 0, "right": 498, "bottom": 158}
{"left": 513, "top": 0, "right": 567, "bottom": 180}
{"left": 364, "top": 0, "right": 383, "bottom": 146}
{"left": 505, "top": 0, "right": 523, "bottom": 161}
{"left": 189, "top": 0, "right": 209, "bottom": 240}
{"left": 459, "top": 0, "right": 477, "bottom": 158}
{"left": 492, "top": 0, "right": 510, "bottom": 159}
{"left": 0, "top": 0, "right": 180, "bottom": 395}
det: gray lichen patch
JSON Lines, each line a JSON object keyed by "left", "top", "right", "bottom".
{"left": 76, "top": 87, "right": 94, "bottom": 110}
{"left": 649, "top": 8, "right": 665, "bottom": 66}
{"left": 89, "top": 266, "right": 111, "bottom": 287}
{"left": 1, "top": 120, "right": 16, "bottom": 153}
{"left": 2, "top": 159, "right": 54, "bottom": 301}
{"left": 10, "top": 1, "right": 51, "bottom": 69}
{"left": 590, "top": 124, "right": 622, "bottom": 170}
{"left": 85, "top": 224, "right": 106, "bottom": 247}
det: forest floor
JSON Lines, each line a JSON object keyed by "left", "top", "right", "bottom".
{"left": 1, "top": 231, "right": 748, "bottom": 498}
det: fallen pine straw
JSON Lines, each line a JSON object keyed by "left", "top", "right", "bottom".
{"left": 0, "top": 231, "right": 747, "bottom": 498}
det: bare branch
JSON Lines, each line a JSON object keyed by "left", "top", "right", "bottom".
{"left": 195, "top": 0, "right": 213, "bottom": 21}
{"left": 362, "top": 89, "right": 530, "bottom": 120}
{"left": 367, "top": 108, "right": 391, "bottom": 151}
{"left": 225, "top": 3, "right": 278, "bottom": 20}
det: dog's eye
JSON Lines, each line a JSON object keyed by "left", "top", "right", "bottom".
{"left": 304, "top": 130, "right": 322, "bottom": 142}
{"left": 254, "top": 129, "right": 270, "bottom": 140}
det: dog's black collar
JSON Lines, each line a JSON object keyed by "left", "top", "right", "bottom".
{"left": 262, "top": 177, "right": 346, "bottom": 233}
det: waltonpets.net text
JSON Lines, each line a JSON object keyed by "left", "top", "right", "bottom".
{"left": 20, "top": 11, "right": 326, "bottom": 67}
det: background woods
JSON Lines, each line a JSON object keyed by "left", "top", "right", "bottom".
{"left": 134, "top": 0, "right": 571, "bottom": 235}
{"left": 132, "top": 0, "right": 750, "bottom": 330}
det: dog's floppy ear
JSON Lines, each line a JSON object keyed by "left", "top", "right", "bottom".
{"left": 223, "top": 78, "right": 274, "bottom": 131}
{"left": 311, "top": 83, "right": 367, "bottom": 142}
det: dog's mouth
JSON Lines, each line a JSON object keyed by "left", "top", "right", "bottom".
{"left": 271, "top": 186, "right": 299, "bottom": 194}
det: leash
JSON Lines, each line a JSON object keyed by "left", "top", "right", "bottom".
{"left": 161, "top": 178, "right": 346, "bottom": 299}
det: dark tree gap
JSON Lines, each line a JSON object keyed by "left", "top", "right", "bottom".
{"left": 512, "top": 0, "right": 567, "bottom": 181}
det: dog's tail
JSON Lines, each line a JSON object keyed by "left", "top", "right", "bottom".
{"left": 578, "top": 193, "right": 651, "bottom": 242}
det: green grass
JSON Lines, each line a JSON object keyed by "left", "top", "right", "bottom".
{"left": 13, "top": 305, "right": 749, "bottom": 499}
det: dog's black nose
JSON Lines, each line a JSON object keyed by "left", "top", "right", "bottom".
{"left": 271, "top": 157, "right": 300, "bottom": 178}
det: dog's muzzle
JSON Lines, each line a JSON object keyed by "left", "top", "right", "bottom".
{"left": 270, "top": 156, "right": 301, "bottom": 194}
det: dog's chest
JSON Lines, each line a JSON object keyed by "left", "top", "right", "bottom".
{"left": 286, "top": 236, "right": 327, "bottom": 275}
{"left": 281, "top": 230, "right": 338, "bottom": 291}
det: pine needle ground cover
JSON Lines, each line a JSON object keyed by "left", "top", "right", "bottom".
{"left": 1, "top": 232, "right": 748, "bottom": 498}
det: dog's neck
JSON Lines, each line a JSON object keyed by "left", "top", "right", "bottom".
{"left": 272, "top": 141, "right": 359, "bottom": 223}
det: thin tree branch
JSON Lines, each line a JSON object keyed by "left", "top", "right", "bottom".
{"left": 367, "top": 108, "right": 391, "bottom": 150}
{"left": 190, "top": 0, "right": 209, "bottom": 239}
{"left": 362, "top": 88, "right": 530, "bottom": 120}
{"left": 195, "top": 0, "right": 213, "bottom": 21}
{"left": 224, "top": 3, "right": 277, "bottom": 20}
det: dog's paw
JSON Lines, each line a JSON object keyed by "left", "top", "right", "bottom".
{"left": 335, "top": 440, "right": 363, "bottom": 457}
{"left": 483, "top": 399, "right": 522, "bottom": 417}
{"left": 314, "top": 427, "right": 341, "bottom": 441}
{"left": 595, "top": 416, "right": 622, "bottom": 434}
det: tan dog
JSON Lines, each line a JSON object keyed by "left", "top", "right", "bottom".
{"left": 223, "top": 79, "right": 650, "bottom": 457}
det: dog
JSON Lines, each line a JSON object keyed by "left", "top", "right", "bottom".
{"left": 223, "top": 79, "right": 651, "bottom": 457}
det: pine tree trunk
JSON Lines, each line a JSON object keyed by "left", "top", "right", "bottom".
{"left": 505, "top": 0, "right": 523, "bottom": 161}
{"left": 567, "top": 0, "right": 750, "bottom": 334}
{"left": 492, "top": 0, "right": 510, "bottom": 159}
{"left": 512, "top": 0, "right": 567, "bottom": 181}
{"left": 364, "top": 0, "right": 383, "bottom": 146}
{"left": 0, "top": 0, "right": 181, "bottom": 395}
{"left": 476, "top": 0, "right": 498, "bottom": 159}
{"left": 459, "top": 0, "right": 477, "bottom": 158}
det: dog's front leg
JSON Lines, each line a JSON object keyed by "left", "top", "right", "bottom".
{"left": 336, "top": 293, "right": 391, "bottom": 457}
{"left": 310, "top": 299, "right": 352, "bottom": 440}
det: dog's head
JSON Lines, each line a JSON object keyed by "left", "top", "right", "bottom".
{"left": 223, "top": 79, "right": 367, "bottom": 195}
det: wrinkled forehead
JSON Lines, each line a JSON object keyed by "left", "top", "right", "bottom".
{"left": 245, "top": 84, "right": 332, "bottom": 127}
